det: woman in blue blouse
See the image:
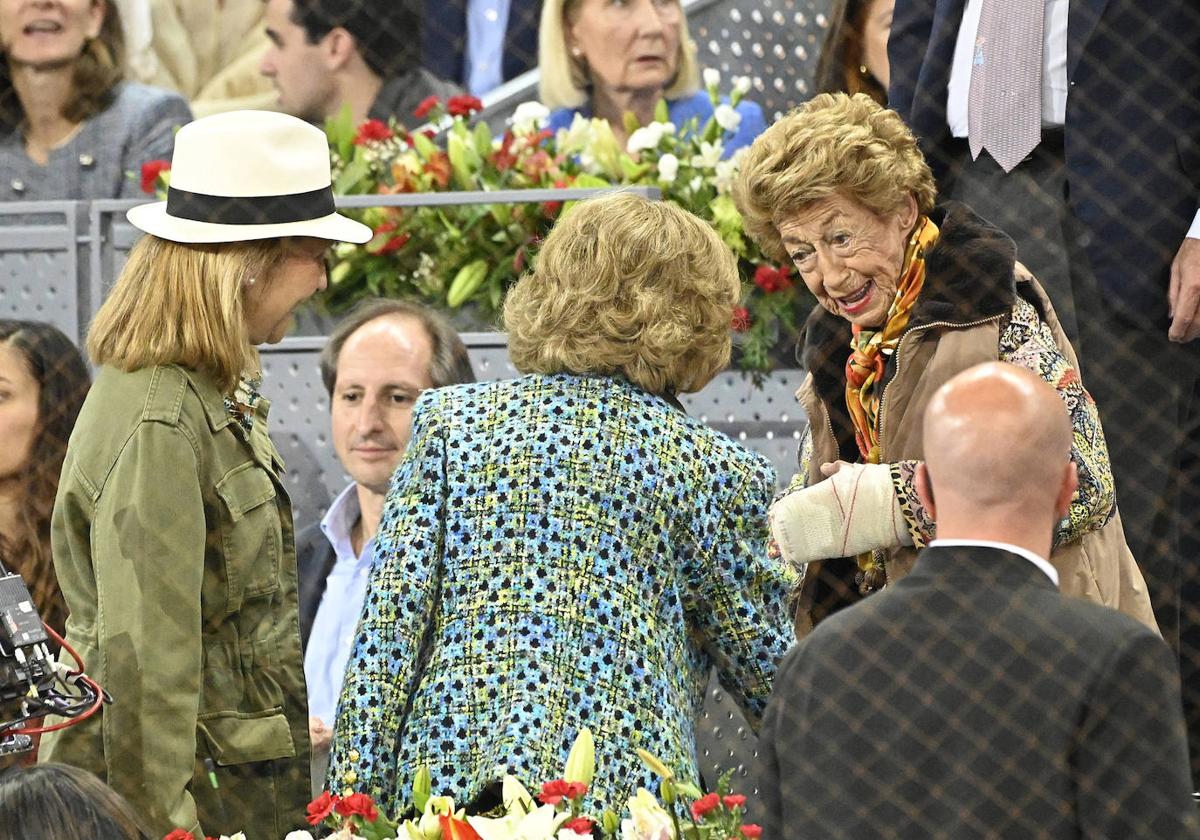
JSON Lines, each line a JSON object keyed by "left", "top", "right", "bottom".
{"left": 327, "top": 193, "right": 796, "bottom": 813}
{"left": 538, "top": 0, "right": 764, "bottom": 157}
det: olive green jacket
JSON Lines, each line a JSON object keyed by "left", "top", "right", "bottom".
{"left": 41, "top": 364, "right": 311, "bottom": 838}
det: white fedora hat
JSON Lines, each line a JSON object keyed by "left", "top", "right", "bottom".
{"left": 127, "top": 110, "right": 372, "bottom": 244}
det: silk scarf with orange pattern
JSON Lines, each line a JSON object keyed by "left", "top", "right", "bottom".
{"left": 844, "top": 215, "right": 940, "bottom": 464}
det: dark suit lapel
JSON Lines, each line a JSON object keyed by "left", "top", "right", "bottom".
{"left": 1067, "top": 0, "right": 1112, "bottom": 80}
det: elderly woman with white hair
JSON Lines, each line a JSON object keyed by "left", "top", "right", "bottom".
{"left": 538, "top": 0, "right": 765, "bottom": 156}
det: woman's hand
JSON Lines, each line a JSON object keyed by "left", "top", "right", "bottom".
{"left": 769, "top": 461, "right": 914, "bottom": 566}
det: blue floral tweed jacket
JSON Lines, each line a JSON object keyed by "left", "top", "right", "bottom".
{"left": 327, "top": 373, "right": 797, "bottom": 813}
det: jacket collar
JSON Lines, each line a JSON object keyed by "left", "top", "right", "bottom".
{"left": 906, "top": 543, "right": 1059, "bottom": 594}
{"left": 801, "top": 201, "right": 1018, "bottom": 415}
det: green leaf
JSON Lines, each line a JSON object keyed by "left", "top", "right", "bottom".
{"left": 620, "top": 158, "right": 651, "bottom": 182}
{"left": 412, "top": 766, "right": 431, "bottom": 813}
{"left": 326, "top": 102, "right": 356, "bottom": 161}
{"left": 447, "top": 131, "right": 478, "bottom": 190}
{"left": 412, "top": 130, "right": 437, "bottom": 160}
{"left": 473, "top": 120, "right": 494, "bottom": 158}
{"left": 335, "top": 154, "right": 372, "bottom": 194}
{"left": 623, "top": 110, "right": 641, "bottom": 136}
{"left": 654, "top": 98, "right": 670, "bottom": 123}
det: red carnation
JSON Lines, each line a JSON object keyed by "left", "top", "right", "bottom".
{"left": 370, "top": 221, "right": 410, "bottom": 255}
{"left": 353, "top": 119, "right": 393, "bottom": 145}
{"left": 335, "top": 791, "right": 379, "bottom": 822}
{"left": 541, "top": 178, "right": 570, "bottom": 219}
{"left": 447, "top": 94, "right": 484, "bottom": 117}
{"left": 493, "top": 131, "right": 518, "bottom": 171}
{"left": 306, "top": 790, "right": 340, "bottom": 825}
{"left": 731, "top": 306, "right": 751, "bottom": 332}
{"left": 414, "top": 95, "right": 440, "bottom": 119}
{"left": 564, "top": 816, "right": 595, "bottom": 834}
{"left": 690, "top": 792, "right": 721, "bottom": 820}
{"left": 140, "top": 159, "right": 171, "bottom": 194}
{"left": 740, "top": 825, "right": 763, "bottom": 839}
{"left": 538, "top": 779, "right": 588, "bottom": 806}
{"left": 723, "top": 794, "right": 747, "bottom": 810}
{"left": 753, "top": 264, "right": 792, "bottom": 293}
{"left": 162, "top": 831, "right": 194, "bottom": 840}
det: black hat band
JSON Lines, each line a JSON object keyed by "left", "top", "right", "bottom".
{"left": 166, "top": 185, "right": 336, "bottom": 226}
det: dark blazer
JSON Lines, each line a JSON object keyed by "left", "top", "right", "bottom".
{"left": 422, "top": 0, "right": 540, "bottom": 90}
{"left": 756, "top": 545, "right": 1199, "bottom": 839}
{"left": 888, "top": 0, "right": 1200, "bottom": 321}
{"left": 295, "top": 521, "right": 336, "bottom": 650}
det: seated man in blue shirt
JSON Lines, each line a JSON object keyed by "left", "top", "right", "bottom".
{"left": 298, "top": 299, "right": 475, "bottom": 784}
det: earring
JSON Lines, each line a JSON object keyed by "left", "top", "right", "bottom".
{"left": 244, "top": 277, "right": 257, "bottom": 287}
{"left": 571, "top": 46, "right": 583, "bottom": 58}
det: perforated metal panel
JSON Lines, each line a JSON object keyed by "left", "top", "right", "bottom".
{"left": 0, "top": 201, "right": 82, "bottom": 340}
{"left": 689, "top": 0, "right": 832, "bottom": 120}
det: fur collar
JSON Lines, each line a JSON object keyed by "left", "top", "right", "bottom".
{"left": 800, "top": 201, "right": 1018, "bottom": 448}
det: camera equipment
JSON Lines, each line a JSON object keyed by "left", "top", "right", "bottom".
{"left": 0, "top": 562, "right": 108, "bottom": 757}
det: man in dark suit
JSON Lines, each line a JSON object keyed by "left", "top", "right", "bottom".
{"left": 296, "top": 300, "right": 473, "bottom": 789}
{"left": 756, "top": 362, "right": 1199, "bottom": 838}
{"left": 888, "top": 0, "right": 1200, "bottom": 778}
{"left": 422, "top": 0, "right": 541, "bottom": 96}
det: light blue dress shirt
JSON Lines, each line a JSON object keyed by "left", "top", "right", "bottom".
{"left": 303, "top": 483, "right": 377, "bottom": 725}
{"left": 465, "top": 0, "right": 510, "bottom": 95}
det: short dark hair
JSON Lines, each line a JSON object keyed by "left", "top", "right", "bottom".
{"left": 320, "top": 299, "right": 476, "bottom": 397}
{"left": 290, "top": 0, "right": 421, "bottom": 79}
{"left": 0, "top": 764, "right": 151, "bottom": 840}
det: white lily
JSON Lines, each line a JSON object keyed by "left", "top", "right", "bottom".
{"left": 620, "top": 788, "right": 675, "bottom": 840}
{"left": 511, "top": 101, "right": 551, "bottom": 135}
{"left": 657, "top": 153, "right": 680, "bottom": 183}
{"left": 713, "top": 104, "right": 742, "bottom": 133}
{"left": 702, "top": 67, "right": 721, "bottom": 89}
{"left": 502, "top": 773, "right": 539, "bottom": 816}
{"left": 734, "top": 75, "right": 753, "bottom": 96}
{"left": 284, "top": 832, "right": 316, "bottom": 840}
{"left": 626, "top": 123, "right": 666, "bottom": 154}
{"left": 691, "top": 140, "right": 724, "bottom": 170}
{"left": 467, "top": 803, "right": 566, "bottom": 840}
{"left": 714, "top": 147, "right": 747, "bottom": 194}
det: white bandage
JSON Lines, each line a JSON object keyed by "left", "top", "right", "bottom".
{"left": 769, "top": 462, "right": 914, "bottom": 566}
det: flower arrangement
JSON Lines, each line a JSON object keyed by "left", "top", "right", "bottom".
{"left": 320, "top": 76, "right": 809, "bottom": 376}
{"left": 162, "top": 731, "right": 761, "bottom": 840}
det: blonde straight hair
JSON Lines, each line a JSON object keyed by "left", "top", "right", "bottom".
{"left": 88, "top": 236, "right": 286, "bottom": 395}
{"left": 538, "top": 0, "right": 701, "bottom": 110}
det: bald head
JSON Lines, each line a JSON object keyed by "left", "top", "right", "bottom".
{"left": 919, "top": 363, "right": 1076, "bottom": 545}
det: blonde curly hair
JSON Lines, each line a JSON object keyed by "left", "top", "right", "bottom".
{"left": 504, "top": 192, "right": 738, "bottom": 395}
{"left": 733, "top": 93, "right": 937, "bottom": 263}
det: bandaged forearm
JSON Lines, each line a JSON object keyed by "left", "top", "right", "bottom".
{"left": 769, "top": 462, "right": 914, "bottom": 566}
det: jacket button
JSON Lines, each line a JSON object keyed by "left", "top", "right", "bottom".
{"left": 11, "top": 179, "right": 24, "bottom": 193}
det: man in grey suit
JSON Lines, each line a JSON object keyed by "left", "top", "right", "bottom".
{"left": 756, "top": 362, "right": 1198, "bottom": 838}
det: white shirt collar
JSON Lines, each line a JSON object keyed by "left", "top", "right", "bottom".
{"left": 928, "top": 538, "right": 1059, "bottom": 587}
{"left": 319, "top": 483, "right": 362, "bottom": 561}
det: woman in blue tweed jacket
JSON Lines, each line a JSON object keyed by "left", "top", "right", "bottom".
{"left": 327, "top": 192, "right": 798, "bottom": 813}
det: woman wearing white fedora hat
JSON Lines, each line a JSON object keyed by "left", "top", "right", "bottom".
{"left": 39, "top": 110, "right": 370, "bottom": 838}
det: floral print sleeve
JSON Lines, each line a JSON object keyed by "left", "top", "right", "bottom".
{"left": 999, "top": 295, "right": 1116, "bottom": 544}
{"left": 890, "top": 460, "right": 935, "bottom": 548}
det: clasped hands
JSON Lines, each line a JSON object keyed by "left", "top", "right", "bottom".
{"left": 769, "top": 460, "right": 913, "bottom": 566}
